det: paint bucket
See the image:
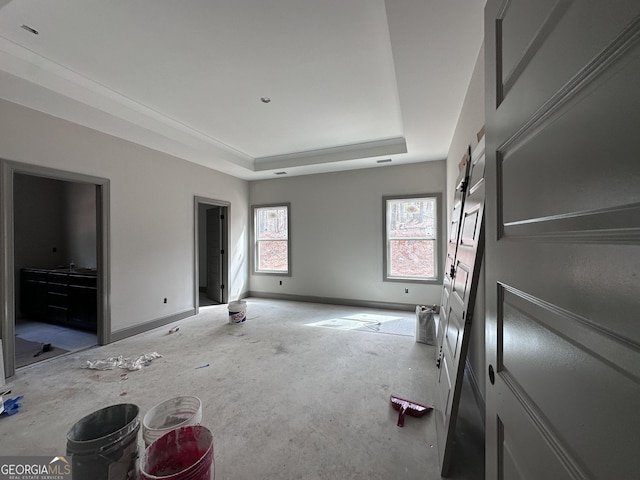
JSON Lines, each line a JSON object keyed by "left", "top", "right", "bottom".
{"left": 66, "top": 403, "right": 140, "bottom": 480}
{"left": 228, "top": 300, "right": 247, "bottom": 323}
{"left": 140, "top": 425, "right": 214, "bottom": 480}
{"left": 143, "top": 396, "right": 203, "bottom": 447}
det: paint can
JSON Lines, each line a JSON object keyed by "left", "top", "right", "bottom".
{"left": 228, "top": 300, "right": 247, "bottom": 323}
{"left": 142, "top": 396, "right": 202, "bottom": 447}
{"left": 140, "top": 425, "right": 214, "bottom": 480}
{"left": 66, "top": 403, "right": 140, "bottom": 480}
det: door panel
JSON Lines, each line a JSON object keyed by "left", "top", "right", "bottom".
{"left": 500, "top": 52, "right": 640, "bottom": 227}
{"left": 497, "top": 399, "right": 578, "bottom": 479}
{"left": 500, "top": 287, "right": 638, "bottom": 467}
{"left": 435, "top": 139, "right": 485, "bottom": 476}
{"left": 495, "top": 0, "right": 639, "bottom": 114}
{"left": 439, "top": 150, "right": 470, "bottom": 345}
{"left": 485, "top": 2, "right": 640, "bottom": 478}
{"left": 206, "top": 207, "right": 223, "bottom": 303}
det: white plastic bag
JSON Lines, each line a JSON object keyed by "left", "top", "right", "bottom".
{"left": 415, "top": 305, "right": 436, "bottom": 345}
{"left": 82, "top": 352, "right": 162, "bottom": 371}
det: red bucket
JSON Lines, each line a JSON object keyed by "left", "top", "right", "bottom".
{"left": 140, "top": 425, "right": 214, "bottom": 480}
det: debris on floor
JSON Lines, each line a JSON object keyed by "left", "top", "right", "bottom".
{"left": 390, "top": 395, "right": 433, "bottom": 427}
{"left": 82, "top": 352, "right": 162, "bottom": 371}
{"left": 33, "top": 343, "right": 52, "bottom": 357}
{"left": 195, "top": 363, "right": 210, "bottom": 369}
{"left": 167, "top": 326, "right": 180, "bottom": 334}
{"left": 1, "top": 395, "right": 24, "bottom": 417}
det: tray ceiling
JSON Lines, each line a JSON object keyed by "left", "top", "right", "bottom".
{"left": 0, "top": 0, "right": 484, "bottom": 179}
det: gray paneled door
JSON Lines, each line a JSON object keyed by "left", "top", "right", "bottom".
{"left": 485, "top": 1, "right": 640, "bottom": 478}
{"left": 206, "top": 207, "right": 225, "bottom": 303}
{"left": 435, "top": 139, "right": 485, "bottom": 476}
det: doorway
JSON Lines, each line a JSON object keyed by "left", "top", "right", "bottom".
{"left": 1, "top": 161, "right": 110, "bottom": 378}
{"left": 194, "top": 197, "right": 229, "bottom": 311}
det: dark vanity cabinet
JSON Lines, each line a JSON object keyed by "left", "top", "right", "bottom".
{"left": 21, "top": 268, "right": 97, "bottom": 331}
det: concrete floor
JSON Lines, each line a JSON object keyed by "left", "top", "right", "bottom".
{"left": 15, "top": 318, "right": 97, "bottom": 353}
{"left": 14, "top": 319, "right": 97, "bottom": 368}
{"left": 2, "top": 298, "right": 483, "bottom": 479}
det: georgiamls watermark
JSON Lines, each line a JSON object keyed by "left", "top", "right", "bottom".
{"left": 0, "top": 456, "right": 71, "bottom": 480}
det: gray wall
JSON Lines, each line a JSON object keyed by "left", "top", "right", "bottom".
{"left": 65, "top": 181, "right": 97, "bottom": 268}
{"left": 14, "top": 174, "right": 68, "bottom": 271}
{"left": 1, "top": 98, "right": 249, "bottom": 335}
{"left": 445, "top": 42, "right": 486, "bottom": 401}
{"left": 249, "top": 161, "right": 446, "bottom": 307}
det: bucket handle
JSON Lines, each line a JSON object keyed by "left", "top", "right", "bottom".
{"left": 99, "top": 428, "right": 140, "bottom": 456}
{"left": 71, "top": 432, "right": 137, "bottom": 459}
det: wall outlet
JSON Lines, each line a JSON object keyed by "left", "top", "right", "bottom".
{"left": 404, "top": 288, "right": 409, "bottom": 293}
{"left": 279, "top": 280, "right": 282, "bottom": 286}
{"left": 163, "top": 298, "right": 167, "bottom": 304}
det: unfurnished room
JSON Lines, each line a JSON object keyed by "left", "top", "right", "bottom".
{"left": 0, "top": 1, "right": 639, "bottom": 479}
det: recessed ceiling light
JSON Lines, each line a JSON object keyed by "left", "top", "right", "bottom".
{"left": 260, "top": 97, "right": 271, "bottom": 104}
{"left": 21, "top": 24, "right": 39, "bottom": 35}
{"left": 377, "top": 159, "right": 392, "bottom": 164}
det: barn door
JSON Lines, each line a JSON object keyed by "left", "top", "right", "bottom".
{"left": 438, "top": 147, "right": 471, "bottom": 347}
{"left": 485, "top": 1, "right": 640, "bottom": 478}
{"left": 435, "top": 138, "right": 485, "bottom": 476}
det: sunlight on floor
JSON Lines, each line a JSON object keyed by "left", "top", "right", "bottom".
{"left": 305, "top": 312, "right": 413, "bottom": 336}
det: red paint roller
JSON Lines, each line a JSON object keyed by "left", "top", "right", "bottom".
{"left": 390, "top": 395, "right": 432, "bottom": 427}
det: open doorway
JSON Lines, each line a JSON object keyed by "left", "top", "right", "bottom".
{"left": 194, "top": 197, "right": 229, "bottom": 311}
{"left": 1, "top": 161, "right": 110, "bottom": 378}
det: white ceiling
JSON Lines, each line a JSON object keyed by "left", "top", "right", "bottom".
{"left": 0, "top": 0, "right": 485, "bottom": 180}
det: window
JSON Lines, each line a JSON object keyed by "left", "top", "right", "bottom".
{"left": 253, "top": 204, "right": 290, "bottom": 275}
{"left": 384, "top": 194, "right": 441, "bottom": 282}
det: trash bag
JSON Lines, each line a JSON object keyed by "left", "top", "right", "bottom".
{"left": 415, "top": 305, "right": 436, "bottom": 345}
{"left": 81, "top": 352, "right": 162, "bottom": 371}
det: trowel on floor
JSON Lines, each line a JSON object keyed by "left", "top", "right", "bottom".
{"left": 390, "top": 395, "right": 432, "bottom": 427}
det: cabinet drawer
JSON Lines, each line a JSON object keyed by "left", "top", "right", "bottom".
{"left": 47, "top": 272, "right": 68, "bottom": 284}
{"left": 69, "top": 274, "right": 97, "bottom": 287}
{"left": 47, "top": 282, "right": 68, "bottom": 295}
{"left": 47, "top": 291, "right": 68, "bottom": 308}
{"left": 22, "top": 269, "right": 48, "bottom": 282}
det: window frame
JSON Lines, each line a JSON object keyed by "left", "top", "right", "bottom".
{"left": 383, "top": 193, "right": 443, "bottom": 284}
{"left": 251, "top": 203, "right": 291, "bottom": 276}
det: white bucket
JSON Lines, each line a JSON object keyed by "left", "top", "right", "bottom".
{"left": 228, "top": 300, "right": 247, "bottom": 324}
{"left": 142, "top": 395, "right": 202, "bottom": 447}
